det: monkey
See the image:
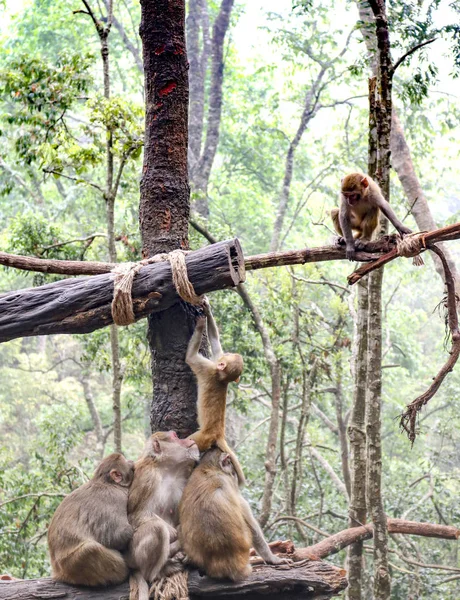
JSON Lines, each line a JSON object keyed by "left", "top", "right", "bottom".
{"left": 179, "top": 447, "right": 291, "bottom": 581}
{"left": 47, "top": 453, "right": 134, "bottom": 587}
{"left": 331, "top": 172, "right": 412, "bottom": 260}
{"left": 127, "top": 431, "right": 199, "bottom": 600}
{"left": 186, "top": 298, "right": 246, "bottom": 487}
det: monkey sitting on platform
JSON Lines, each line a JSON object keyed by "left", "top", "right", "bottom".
{"left": 48, "top": 453, "right": 134, "bottom": 586}
{"left": 331, "top": 172, "right": 412, "bottom": 261}
{"left": 179, "top": 447, "right": 291, "bottom": 581}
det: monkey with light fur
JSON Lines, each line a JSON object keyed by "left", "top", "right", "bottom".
{"left": 331, "top": 172, "right": 412, "bottom": 260}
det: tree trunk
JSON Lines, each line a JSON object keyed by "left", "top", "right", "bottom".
{"left": 347, "top": 279, "right": 369, "bottom": 600}
{"left": 139, "top": 0, "right": 197, "bottom": 435}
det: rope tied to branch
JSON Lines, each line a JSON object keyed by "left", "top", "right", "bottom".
{"left": 111, "top": 249, "right": 203, "bottom": 326}
{"left": 396, "top": 232, "right": 426, "bottom": 267}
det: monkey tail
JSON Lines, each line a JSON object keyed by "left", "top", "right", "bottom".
{"left": 130, "top": 571, "right": 149, "bottom": 600}
{"left": 216, "top": 439, "right": 246, "bottom": 487}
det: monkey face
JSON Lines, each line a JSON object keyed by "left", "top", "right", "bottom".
{"left": 146, "top": 431, "right": 200, "bottom": 464}
{"left": 343, "top": 191, "right": 361, "bottom": 206}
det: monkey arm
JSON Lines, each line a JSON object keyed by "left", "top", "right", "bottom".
{"left": 202, "top": 299, "right": 223, "bottom": 359}
{"left": 374, "top": 195, "right": 412, "bottom": 236}
{"left": 185, "top": 318, "right": 210, "bottom": 371}
{"left": 338, "top": 203, "right": 357, "bottom": 260}
{"left": 240, "top": 499, "right": 291, "bottom": 566}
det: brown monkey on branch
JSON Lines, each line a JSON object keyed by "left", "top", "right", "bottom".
{"left": 186, "top": 299, "right": 246, "bottom": 486}
{"left": 127, "top": 431, "right": 199, "bottom": 600}
{"left": 331, "top": 172, "right": 412, "bottom": 260}
{"left": 48, "top": 453, "right": 134, "bottom": 586}
{"left": 179, "top": 448, "right": 291, "bottom": 581}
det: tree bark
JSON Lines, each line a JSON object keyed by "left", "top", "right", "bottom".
{"left": 139, "top": 0, "right": 198, "bottom": 435}
{"left": 347, "top": 279, "right": 369, "bottom": 600}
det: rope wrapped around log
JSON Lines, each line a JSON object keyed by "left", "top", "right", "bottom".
{"left": 396, "top": 232, "right": 426, "bottom": 266}
{"left": 111, "top": 250, "right": 203, "bottom": 326}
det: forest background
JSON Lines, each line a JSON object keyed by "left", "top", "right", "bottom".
{"left": 0, "top": 0, "right": 460, "bottom": 598}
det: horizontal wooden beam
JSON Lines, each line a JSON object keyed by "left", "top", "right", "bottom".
{"left": 0, "top": 239, "right": 245, "bottom": 343}
{"left": 0, "top": 560, "right": 347, "bottom": 600}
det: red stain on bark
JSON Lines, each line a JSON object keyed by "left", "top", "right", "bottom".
{"left": 158, "top": 82, "right": 177, "bottom": 96}
{"left": 155, "top": 44, "right": 166, "bottom": 55}
{"left": 174, "top": 46, "right": 184, "bottom": 55}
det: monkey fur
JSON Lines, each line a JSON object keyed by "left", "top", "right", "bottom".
{"left": 331, "top": 172, "right": 412, "bottom": 260}
{"left": 179, "top": 448, "right": 291, "bottom": 581}
{"left": 186, "top": 299, "right": 246, "bottom": 487}
{"left": 127, "top": 431, "right": 199, "bottom": 600}
{"left": 48, "top": 453, "right": 134, "bottom": 587}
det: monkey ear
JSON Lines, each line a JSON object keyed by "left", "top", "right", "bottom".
{"left": 216, "top": 361, "right": 227, "bottom": 371}
{"left": 220, "top": 453, "right": 232, "bottom": 470}
{"left": 109, "top": 469, "right": 123, "bottom": 484}
{"left": 361, "top": 177, "right": 369, "bottom": 188}
{"left": 151, "top": 439, "right": 161, "bottom": 455}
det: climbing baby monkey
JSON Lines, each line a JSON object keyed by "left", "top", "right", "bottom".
{"left": 179, "top": 447, "right": 291, "bottom": 581}
{"left": 186, "top": 298, "right": 245, "bottom": 486}
{"left": 331, "top": 172, "right": 412, "bottom": 260}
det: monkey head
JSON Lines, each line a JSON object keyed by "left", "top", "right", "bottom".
{"left": 94, "top": 452, "right": 135, "bottom": 487}
{"left": 341, "top": 173, "right": 369, "bottom": 206}
{"left": 216, "top": 353, "right": 243, "bottom": 384}
{"left": 199, "top": 448, "right": 238, "bottom": 480}
{"left": 143, "top": 431, "right": 200, "bottom": 465}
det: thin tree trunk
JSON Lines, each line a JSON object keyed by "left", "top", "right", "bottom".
{"left": 100, "top": 0, "right": 123, "bottom": 453}
{"left": 236, "top": 283, "right": 280, "bottom": 528}
{"left": 365, "top": 2, "right": 392, "bottom": 596}
{"left": 81, "top": 374, "right": 105, "bottom": 458}
{"left": 192, "top": 0, "right": 235, "bottom": 217}
{"left": 347, "top": 280, "right": 369, "bottom": 600}
{"left": 139, "top": 0, "right": 198, "bottom": 437}
{"left": 334, "top": 355, "right": 351, "bottom": 497}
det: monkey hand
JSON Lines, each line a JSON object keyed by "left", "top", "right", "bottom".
{"left": 201, "top": 297, "right": 211, "bottom": 317}
{"left": 345, "top": 245, "right": 356, "bottom": 261}
{"left": 398, "top": 225, "right": 412, "bottom": 236}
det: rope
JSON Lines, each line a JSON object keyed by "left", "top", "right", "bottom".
{"left": 150, "top": 571, "right": 189, "bottom": 600}
{"left": 111, "top": 250, "right": 203, "bottom": 326}
{"left": 396, "top": 232, "right": 426, "bottom": 267}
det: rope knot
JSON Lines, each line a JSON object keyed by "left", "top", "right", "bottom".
{"left": 111, "top": 250, "right": 203, "bottom": 326}
{"left": 396, "top": 232, "right": 426, "bottom": 267}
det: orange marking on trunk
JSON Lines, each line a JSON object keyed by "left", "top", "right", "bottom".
{"left": 158, "top": 82, "right": 177, "bottom": 96}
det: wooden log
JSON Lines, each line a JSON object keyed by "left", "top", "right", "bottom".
{"left": 0, "top": 239, "right": 245, "bottom": 343}
{"left": 0, "top": 561, "right": 347, "bottom": 600}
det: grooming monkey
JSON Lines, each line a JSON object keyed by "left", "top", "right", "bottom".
{"left": 48, "top": 453, "right": 134, "bottom": 586}
{"left": 186, "top": 298, "right": 245, "bottom": 486}
{"left": 331, "top": 172, "right": 412, "bottom": 260}
{"left": 179, "top": 448, "right": 291, "bottom": 581}
{"left": 127, "top": 431, "right": 199, "bottom": 600}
